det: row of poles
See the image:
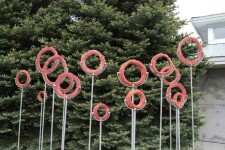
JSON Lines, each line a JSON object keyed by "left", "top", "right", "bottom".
{"left": 15, "top": 36, "right": 203, "bottom": 150}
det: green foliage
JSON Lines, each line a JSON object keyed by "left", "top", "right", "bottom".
{"left": 0, "top": 0, "right": 209, "bottom": 149}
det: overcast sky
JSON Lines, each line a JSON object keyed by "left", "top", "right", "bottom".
{"left": 176, "top": 0, "right": 225, "bottom": 36}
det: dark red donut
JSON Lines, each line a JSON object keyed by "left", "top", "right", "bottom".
{"left": 149, "top": 53, "right": 175, "bottom": 77}
{"left": 118, "top": 59, "right": 148, "bottom": 87}
{"left": 124, "top": 90, "right": 146, "bottom": 110}
{"left": 42, "top": 55, "right": 68, "bottom": 86}
{"left": 80, "top": 50, "right": 106, "bottom": 75}
{"left": 36, "top": 47, "right": 59, "bottom": 74}
{"left": 93, "top": 103, "right": 110, "bottom": 121}
{"left": 166, "top": 83, "right": 187, "bottom": 109}
{"left": 161, "top": 66, "right": 181, "bottom": 85}
{"left": 15, "top": 70, "right": 31, "bottom": 88}
{"left": 177, "top": 37, "right": 203, "bottom": 66}
{"left": 55, "top": 72, "right": 81, "bottom": 99}
{"left": 37, "top": 90, "right": 48, "bottom": 102}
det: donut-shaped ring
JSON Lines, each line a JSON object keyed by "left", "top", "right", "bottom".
{"left": 37, "top": 91, "right": 48, "bottom": 102}
{"left": 15, "top": 70, "right": 31, "bottom": 88}
{"left": 36, "top": 47, "right": 59, "bottom": 74}
{"left": 124, "top": 90, "right": 146, "bottom": 110}
{"left": 80, "top": 50, "right": 106, "bottom": 75}
{"left": 55, "top": 72, "right": 81, "bottom": 99}
{"left": 58, "top": 79, "right": 75, "bottom": 93}
{"left": 177, "top": 37, "right": 203, "bottom": 66}
{"left": 118, "top": 59, "right": 148, "bottom": 87}
{"left": 149, "top": 53, "right": 175, "bottom": 77}
{"left": 42, "top": 55, "right": 68, "bottom": 86}
{"left": 166, "top": 83, "right": 187, "bottom": 109}
{"left": 93, "top": 103, "right": 110, "bottom": 121}
{"left": 161, "top": 66, "right": 181, "bottom": 85}
{"left": 55, "top": 71, "right": 75, "bottom": 93}
{"left": 173, "top": 92, "right": 185, "bottom": 108}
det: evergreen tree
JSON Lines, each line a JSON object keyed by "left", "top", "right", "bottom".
{"left": 0, "top": 0, "right": 208, "bottom": 149}
{"left": 0, "top": 0, "right": 80, "bottom": 149}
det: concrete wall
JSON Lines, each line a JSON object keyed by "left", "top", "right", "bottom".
{"left": 197, "top": 68, "right": 225, "bottom": 150}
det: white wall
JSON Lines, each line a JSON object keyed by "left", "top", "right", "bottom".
{"left": 197, "top": 68, "right": 225, "bottom": 150}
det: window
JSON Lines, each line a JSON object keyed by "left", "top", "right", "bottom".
{"left": 214, "top": 27, "right": 225, "bottom": 39}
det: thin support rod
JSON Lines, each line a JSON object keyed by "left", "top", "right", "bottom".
{"left": 133, "top": 109, "right": 136, "bottom": 150}
{"left": 61, "top": 98, "right": 67, "bottom": 150}
{"left": 50, "top": 87, "right": 55, "bottom": 150}
{"left": 61, "top": 98, "right": 65, "bottom": 150}
{"left": 99, "top": 121, "right": 102, "bottom": 150}
{"left": 159, "top": 77, "right": 163, "bottom": 150}
{"left": 17, "top": 88, "right": 24, "bottom": 150}
{"left": 88, "top": 75, "right": 95, "bottom": 150}
{"left": 190, "top": 66, "right": 195, "bottom": 150}
{"left": 65, "top": 99, "right": 68, "bottom": 142}
{"left": 178, "top": 109, "right": 180, "bottom": 150}
{"left": 63, "top": 98, "right": 68, "bottom": 149}
{"left": 176, "top": 109, "right": 178, "bottom": 150}
{"left": 38, "top": 102, "right": 43, "bottom": 150}
{"left": 169, "top": 105, "right": 172, "bottom": 150}
{"left": 41, "top": 82, "right": 47, "bottom": 150}
{"left": 131, "top": 86, "right": 135, "bottom": 150}
{"left": 131, "top": 106, "right": 134, "bottom": 150}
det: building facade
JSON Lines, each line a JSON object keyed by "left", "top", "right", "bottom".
{"left": 192, "top": 13, "right": 225, "bottom": 150}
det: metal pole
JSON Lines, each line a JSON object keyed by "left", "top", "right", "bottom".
{"left": 190, "top": 66, "right": 195, "bottom": 150}
{"left": 159, "top": 77, "right": 163, "bottom": 150}
{"left": 63, "top": 98, "right": 68, "bottom": 150}
{"left": 133, "top": 109, "right": 136, "bottom": 150}
{"left": 88, "top": 75, "right": 95, "bottom": 150}
{"left": 61, "top": 99, "right": 64, "bottom": 150}
{"left": 99, "top": 121, "right": 102, "bottom": 150}
{"left": 40, "top": 82, "right": 47, "bottom": 150}
{"left": 176, "top": 109, "right": 178, "bottom": 150}
{"left": 131, "top": 106, "right": 134, "bottom": 150}
{"left": 50, "top": 87, "right": 55, "bottom": 150}
{"left": 169, "top": 105, "right": 172, "bottom": 150}
{"left": 61, "top": 98, "right": 66, "bottom": 150}
{"left": 178, "top": 109, "right": 180, "bottom": 150}
{"left": 131, "top": 85, "right": 135, "bottom": 150}
{"left": 17, "top": 88, "right": 23, "bottom": 150}
{"left": 38, "top": 102, "right": 43, "bottom": 150}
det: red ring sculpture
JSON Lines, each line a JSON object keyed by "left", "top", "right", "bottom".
{"left": 161, "top": 66, "right": 181, "bottom": 85}
{"left": 150, "top": 53, "right": 175, "bottom": 77}
{"left": 58, "top": 80, "right": 75, "bottom": 93}
{"left": 125, "top": 90, "right": 146, "bottom": 110}
{"left": 118, "top": 59, "right": 148, "bottom": 87}
{"left": 80, "top": 50, "right": 106, "bottom": 75}
{"left": 36, "top": 47, "right": 59, "bottom": 74}
{"left": 166, "top": 83, "right": 187, "bottom": 109}
{"left": 15, "top": 70, "right": 31, "bottom": 88}
{"left": 42, "top": 55, "right": 68, "bottom": 86}
{"left": 55, "top": 72, "right": 81, "bottom": 99}
{"left": 93, "top": 103, "right": 110, "bottom": 121}
{"left": 173, "top": 92, "right": 185, "bottom": 108}
{"left": 37, "top": 90, "right": 48, "bottom": 102}
{"left": 54, "top": 70, "right": 75, "bottom": 93}
{"left": 177, "top": 37, "right": 203, "bottom": 66}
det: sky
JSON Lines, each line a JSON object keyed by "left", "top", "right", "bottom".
{"left": 176, "top": 0, "right": 225, "bottom": 37}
